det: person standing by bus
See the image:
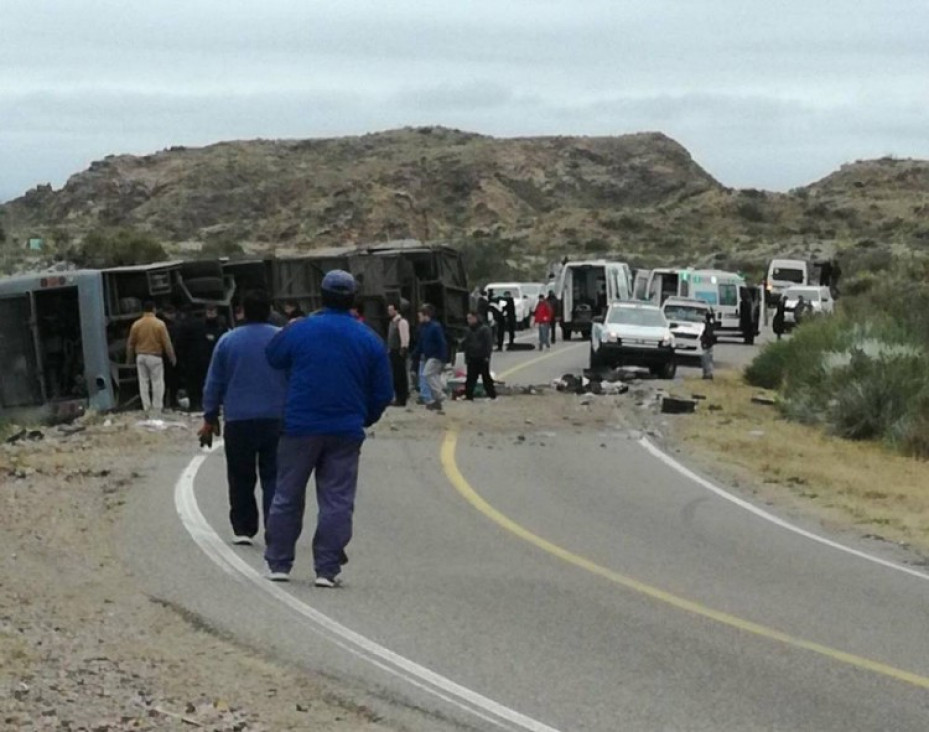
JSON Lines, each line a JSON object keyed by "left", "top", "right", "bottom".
{"left": 387, "top": 302, "right": 410, "bottom": 407}
{"left": 126, "top": 301, "right": 177, "bottom": 415}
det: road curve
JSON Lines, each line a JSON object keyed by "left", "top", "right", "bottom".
{"left": 124, "top": 338, "right": 929, "bottom": 731}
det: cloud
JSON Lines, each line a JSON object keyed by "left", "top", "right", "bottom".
{"left": 1, "top": 0, "right": 928, "bottom": 200}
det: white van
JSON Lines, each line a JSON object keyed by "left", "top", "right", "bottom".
{"left": 644, "top": 268, "right": 692, "bottom": 305}
{"left": 766, "top": 258, "right": 810, "bottom": 304}
{"left": 555, "top": 259, "right": 632, "bottom": 340}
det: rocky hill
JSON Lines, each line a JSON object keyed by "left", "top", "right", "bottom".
{"left": 2, "top": 127, "right": 928, "bottom": 276}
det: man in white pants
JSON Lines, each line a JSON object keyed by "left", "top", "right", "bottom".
{"left": 126, "top": 301, "right": 177, "bottom": 414}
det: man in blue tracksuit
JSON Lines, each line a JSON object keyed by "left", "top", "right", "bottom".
{"left": 263, "top": 270, "right": 393, "bottom": 586}
{"left": 201, "top": 290, "right": 288, "bottom": 545}
{"left": 412, "top": 303, "right": 448, "bottom": 413}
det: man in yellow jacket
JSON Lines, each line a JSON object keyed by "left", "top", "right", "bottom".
{"left": 126, "top": 301, "right": 177, "bottom": 415}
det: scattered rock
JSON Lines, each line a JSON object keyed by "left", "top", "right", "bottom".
{"left": 751, "top": 394, "right": 778, "bottom": 406}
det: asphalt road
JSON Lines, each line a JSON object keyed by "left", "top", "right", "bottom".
{"left": 124, "top": 331, "right": 929, "bottom": 731}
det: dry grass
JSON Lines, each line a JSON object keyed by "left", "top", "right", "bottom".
{"left": 672, "top": 371, "right": 929, "bottom": 552}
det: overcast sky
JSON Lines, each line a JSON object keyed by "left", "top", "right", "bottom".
{"left": 2, "top": 0, "right": 928, "bottom": 203}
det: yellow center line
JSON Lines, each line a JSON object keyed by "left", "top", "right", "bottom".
{"left": 497, "top": 343, "right": 585, "bottom": 380}
{"left": 440, "top": 429, "right": 929, "bottom": 691}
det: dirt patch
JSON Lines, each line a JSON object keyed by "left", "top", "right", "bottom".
{"left": 667, "top": 371, "right": 929, "bottom": 556}
{"left": 0, "top": 413, "right": 396, "bottom": 731}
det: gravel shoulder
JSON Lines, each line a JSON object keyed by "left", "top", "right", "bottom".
{"left": 0, "top": 414, "right": 396, "bottom": 731}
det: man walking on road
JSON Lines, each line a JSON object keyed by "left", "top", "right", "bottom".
{"left": 126, "top": 301, "right": 176, "bottom": 416}
{"left": 264, "top": 270, "right": 393, "bottom": 586}
{"left": 462, "top": 312, "right": 497, "bottom": 401}
{"left": 413, "top": 303, "right": 448, "bottom": 413}
{"left": 387, "top": 302, "right": 410, "bottom": 406}
{"left": 201, "top": 290, "right": 288, "bottom": 546}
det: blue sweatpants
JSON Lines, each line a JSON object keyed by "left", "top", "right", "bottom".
{"left": 264, "top": 434, "right": 363, "bottom": 578}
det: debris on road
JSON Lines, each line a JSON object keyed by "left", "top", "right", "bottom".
{"left": 661, "top": 397, "right": 697, "bottom": 415}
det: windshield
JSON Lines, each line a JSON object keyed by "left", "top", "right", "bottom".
{"left": 785, "top": 288, "right": 821, "bottom": 301}
{"left": 772, "top": 267, "right": 805, "bottom": 283}
{"left": 607, "top": 307, "right": 666, "bottom": 327}
{"left": 663, "top": 305, "right": 706, "bottom": 323}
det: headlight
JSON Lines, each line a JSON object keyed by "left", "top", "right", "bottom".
{"left": 660, "top": 338, "right": 672, "bottom": 347}
{"left": 605, "top": 332, "right": 618, "bottom": 342}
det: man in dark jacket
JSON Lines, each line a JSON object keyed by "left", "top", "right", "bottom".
{"left": 461, "top": 312, "right": 497, "bottom": 401}
{"left": 738, "top": 291, "right": 755, "bottom": 345}
{"left": 412, "top": 303, "right": 448, "bottom": 412}
{"left": 263, "top": 270, "right": 393, "bottom": 587}
{"left": 700, "top": 310, "right": 716, "bottom": 380}
{"left": 546, "top": 290, "right": 559, "bottom": 344}
{"left": 488, "top": 298, "right": 504, "bottom": 352}
{"left": 502, "top": 291, "right": 517, "bottom": 347}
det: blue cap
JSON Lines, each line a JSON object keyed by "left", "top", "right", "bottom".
{"left": 321, "top": 269, "right": 357, "bottom": 294}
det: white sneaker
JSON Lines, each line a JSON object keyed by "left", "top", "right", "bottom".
{"left": 232, "top": 535, "right": 253, "bottom": 546}
{"left": 267, "top": 571, "right": 291, "bottom": 582}
{"left": 314, "top": 576, "right": 342, "bottom": 588}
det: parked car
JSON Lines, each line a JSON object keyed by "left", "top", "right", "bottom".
{"left": 590, "top": 302, "right": 676, "bottom": 378}
{"left": 661, "top": 297, "right": 711, "bottom": 359}
{"left": 782, "top": 285, "right": 834, "bottom": 325}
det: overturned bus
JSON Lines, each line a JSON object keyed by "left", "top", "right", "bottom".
{"left": 222, "top": 240, "right": 470, "bottom": 344}
{"left": 0, "top": 241, "right": 469, "bottom": 419}
{"left": 0, "top": 260, "right": 235, "bottom": 419}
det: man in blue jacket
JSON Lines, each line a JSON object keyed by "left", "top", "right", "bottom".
{"left": 200, "top": 290, "right": 288, "bottom": 545}
{"left": 263, "top": 270, "right": 393, "bottom": 586}
{"left": 413, "top": 303, "right": 448, "bottom": 413}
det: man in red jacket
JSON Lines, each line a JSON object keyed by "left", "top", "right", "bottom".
{"left": 533, "top": 294, "right": 554, "bottom": 350}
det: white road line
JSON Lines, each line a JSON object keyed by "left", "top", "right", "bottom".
{"left": 174, "top": 445, "right": 562, "bottom": 732}
{"left": 638, "top": 437, "right": 929, "bottom": 583}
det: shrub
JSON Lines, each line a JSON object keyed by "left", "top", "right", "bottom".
{"left": 744, "top": 340, "right": 791, "bottom": 389}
